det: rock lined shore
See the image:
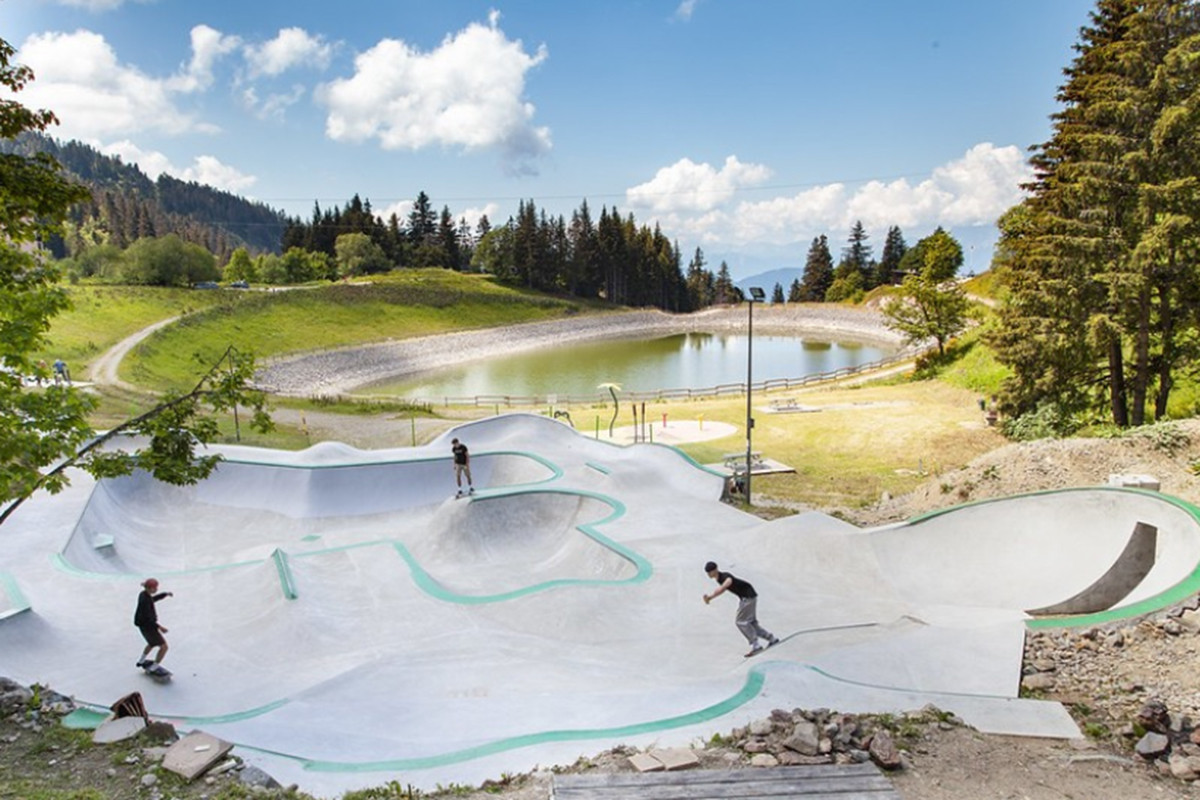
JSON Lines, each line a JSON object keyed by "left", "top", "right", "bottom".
{"left": 255, "top": 304, "right": 905, "bottom": 398}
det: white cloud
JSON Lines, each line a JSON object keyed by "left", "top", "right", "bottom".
{"left": 51, "top": 0, "right": 149, "bottom": 10}
{"left": 179, "top": 155, "right": 257, "bottom": 192}
{"left": 101, "top": 141, "right": 256, "bottom": 193}
{"left": 14, "top": 30, "right": 216, "bottom": 139}
{"left": 628, "top": 143, "right": 1032, "bottom": 256}
{"left": 102, "top": 140, "right": 174, "bottom": 179}
{"left": 317, "top": 10, "right": 550, "bottom": 171}
{"left": 626, "top": 156, "right": 771, "bottom": 213}
{"left": 379, "top": 200, "right": 414, "bottom": 223}
{"left": 674, "top": 0, "right": 700, "bottom": 22}
{"left": 244, "top": 27, "right": 333, "bottom": 78}
{"left": 169, "top": 25, "right": 241, "bottom": 93}
{"left": 240, "top": 84, "right": 307, "bottom": 121}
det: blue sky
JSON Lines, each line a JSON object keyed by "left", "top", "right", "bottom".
{"left": 4, "top": 0, "right": 1096, "bottom": 278}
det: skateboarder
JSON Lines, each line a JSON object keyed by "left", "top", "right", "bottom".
{"left": 703, "top": 561, "right": 779, "bottom": 657}
{"left": 134, "top": 578, "right": 173, "bottom": 672}
{"left": 451, "top": 437, "right": 474, "bottom": 496}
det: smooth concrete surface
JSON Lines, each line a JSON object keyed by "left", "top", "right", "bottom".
{"left": 2, "top": 413, "right": 1199, "bottom": 797}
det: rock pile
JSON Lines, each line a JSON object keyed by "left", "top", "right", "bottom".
{"left": 1023, "top": 595, "right": 1200, "bottom": 785}
{"left": 707, "top": 705, "right": 960, "bottom": 772}
{"left": 0, "top": 675, "right": 288, "bottom": 793}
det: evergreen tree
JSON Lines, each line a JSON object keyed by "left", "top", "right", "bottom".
{"left": 787, "top": 278, "right": 803, "bottom": 302}
{"left": 874, "top": 225, "right": 907, "bottom": 286}
{"left": 989, "top": 0, "right": 1200, "bottom": 426}
{"left": 799, "top": 235, "right": 834, "bottom": 301}
{"left": 714, "top": 262, "right": 735, "bottom": 305}
{"left": 837, "top": 220, "right": 872, "bottom": 286}
{"left": 772, "top": 282, "right": 785, "bottom": 303}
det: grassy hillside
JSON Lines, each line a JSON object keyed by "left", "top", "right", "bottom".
{"left": 118, "top": 271, "right": 604, "bottom": 391}
{"left": 37, "top": 285, "right": 234, "bottom": 376}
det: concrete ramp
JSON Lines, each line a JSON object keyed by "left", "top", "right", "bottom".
{"left": 3, "top": 414, "right": 1200, "bottom": 797}
{"left": 1027, "top": 521, "right": 1158, "bottom": 616}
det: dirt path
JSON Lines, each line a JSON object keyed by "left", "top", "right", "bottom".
{"left": 86, "top": 316, "right": 179, "bottom": 391}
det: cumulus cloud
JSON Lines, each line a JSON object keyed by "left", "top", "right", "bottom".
{"left": 244, "top": 27, "right": 333, "bottom": 78}
{"left": 102, "top": 141, "right": 256, "bottom": 193}
{"left": 626, "top": 156, "right": 771, "bottom": 213}
{"left": 169, "top": 24, "right": 241, "bottom": 93}
{"left": 317, "top": 10, "right": 550, "bottom": 171}
{"left": 628, "top": 143, "right": 1031, "bottom": 253}
{"left": 14, "top": 30, "right": 211, "bottom": 139}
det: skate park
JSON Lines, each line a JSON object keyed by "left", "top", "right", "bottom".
{"left": 2, "top": 412, "right": 1200, "bottom": 796}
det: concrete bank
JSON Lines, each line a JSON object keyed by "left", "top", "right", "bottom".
{"left": 255, "top": 305, "right": 906, "bottom": 398}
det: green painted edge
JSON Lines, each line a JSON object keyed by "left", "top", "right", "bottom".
{"left": 213, "top": 449, "right": 564, "bottom": 483}
{"left": 584, "top": 461, "right": 610, "bottom": 475}
{"left": 272, "top": 548, "right": 298, "bottom": 600}
{"left": 70, "top": 697, "right": 293, "bottom": 727}
{"left": 391, "top": 487, "right": 653, "bottom": 605}
{"left": 299, "top": 669, "right": 767, "bottom": 773}
{"left": 899, "top": 486, "right": 1200, "bottom": 630}
{"left": 62, "top": 707, "right": 108, "bottom": 729}
{"left": 0, "top": 571, "right": 30, "bottom": 618}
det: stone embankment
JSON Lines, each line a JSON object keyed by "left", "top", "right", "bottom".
{"left": 255, "top": 305, "right": 905, "bottom": 398}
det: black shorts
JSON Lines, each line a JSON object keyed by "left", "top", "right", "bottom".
{"left": 138, "top": 624, "right": 164, "bottom": 647}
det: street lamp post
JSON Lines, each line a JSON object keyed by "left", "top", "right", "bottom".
{"left": 744, "top": 286, "right": 765, "bottom": 505}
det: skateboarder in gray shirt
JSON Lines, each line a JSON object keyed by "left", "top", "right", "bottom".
{"left": 703, "top": 561, "right": 779, "bottom": 657}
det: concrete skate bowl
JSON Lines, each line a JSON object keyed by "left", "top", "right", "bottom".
{"left": 870, "top": 487, "right": 1200, "bottom": 624}
{"left": 59, "top": 448, "right": 559, "bottom": 575}
{"left": 402, "top": 489, "right": 643, "bottom": 600}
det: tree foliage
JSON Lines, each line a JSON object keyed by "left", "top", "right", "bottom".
{"left": 883, "top": 229, "right": 971, "bottom": 355}
{"left": 0, "top": 37, "right": 272, "bottom": 525}
{"left": 989, "top": 0, "right": 1200, "bottom": 427}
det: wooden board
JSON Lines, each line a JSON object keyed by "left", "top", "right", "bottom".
{"left": 552, "top": 763, "right": 900, "bottom": 799}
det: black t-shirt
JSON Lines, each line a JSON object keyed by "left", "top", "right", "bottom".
{"left": 717, "top": 571, "right": 756, "bottom": 599}
{"left": 134, "top": 591, "right": 165, "bottom": 628}
{"left": 452, "top": 443, "right": 469, "bottom": 465}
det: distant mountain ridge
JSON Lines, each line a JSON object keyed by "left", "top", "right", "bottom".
{"left": 0, "top": 133, "right": 289, "bottom": 260}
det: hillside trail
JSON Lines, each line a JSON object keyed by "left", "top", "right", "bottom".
{"left": 86, "top": 315, "right": 179, "bottom": 392}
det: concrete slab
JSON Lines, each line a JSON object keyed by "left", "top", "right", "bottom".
{"left": 162, "top": 731, "right": 234, "bottom": 781}
{"left": 1, "top": 413, "right": 1198, "bottom": 797}
{"left": 92, "top": 715, "right": 145, "bottom": 744}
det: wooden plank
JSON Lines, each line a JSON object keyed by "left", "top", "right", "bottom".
{"left": 552, "top": 763, "right": 899, "bottom": 799}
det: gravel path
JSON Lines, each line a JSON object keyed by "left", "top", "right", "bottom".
{"left": 254, "top": 305, "right": 905, "bottom": 398}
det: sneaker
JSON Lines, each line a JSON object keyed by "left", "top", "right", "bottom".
{"left": 744, "top": 644, "right": 764, "bottom": 658}
{"left": 468, "top": 487, "right": 475, "bottom": 494}
{"left": 767, "top": 635, "right": 780, "bottom": 647}
{"left": 136, "top": 658, "right": 151, "bottom": 669}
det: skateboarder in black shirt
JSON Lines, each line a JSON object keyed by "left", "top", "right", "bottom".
{"left": 703, "top": 561, "right": 779, "bottom": 657}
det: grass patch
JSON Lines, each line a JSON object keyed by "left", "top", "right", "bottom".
{"left": 121, "top": 271, "right": 600, "bottom": 392}
{"left": 36, "top": 284, "right": 235, "bottom": 371}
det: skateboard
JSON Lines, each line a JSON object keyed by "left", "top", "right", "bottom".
{"left": 141, "top": 664, "right": 172, "bottom": 681}
{"left": 454, "top": 488, "right": 476, "bottom": 499}
{"left": 744, "top": 638, "right": 781, "bottom": 658}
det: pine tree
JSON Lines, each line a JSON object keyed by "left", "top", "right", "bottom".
{"left": 874, "top": 226, "right": 907, "bottom": 286}
{"left": 990, "top": 0, "right": 1200, "bottom": 426}
{"left": 799, "top": 235, "right": 834, "bottom": 301}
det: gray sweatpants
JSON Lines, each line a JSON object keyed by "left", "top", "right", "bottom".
{"left": 735, "top": 596, "right": 773, "bottom": 645}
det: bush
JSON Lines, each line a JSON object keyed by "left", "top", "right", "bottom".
{"left": 1003, "top": 402, "right": 1079, "bottom": 441}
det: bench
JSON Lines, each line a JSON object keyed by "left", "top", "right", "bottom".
{"left": 723, "top": 452, "right": 763, "bottom": 470}
{"left": 552, "top": 763, "right": 900, "bottom": 799}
